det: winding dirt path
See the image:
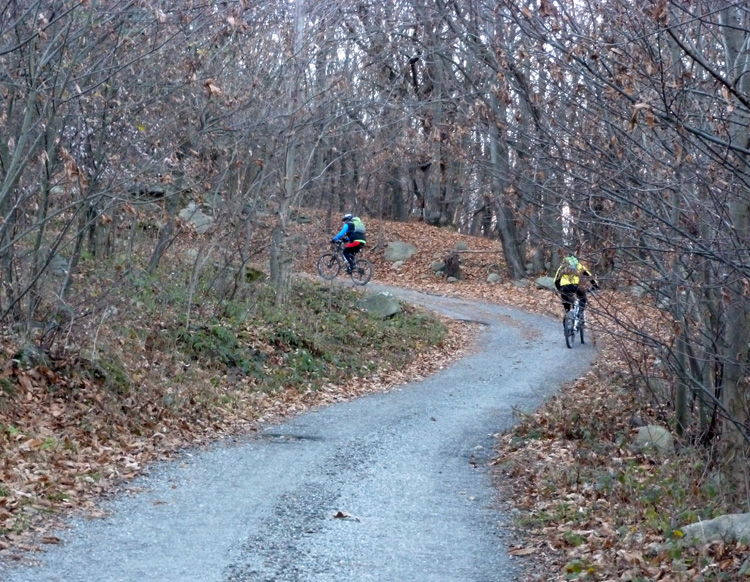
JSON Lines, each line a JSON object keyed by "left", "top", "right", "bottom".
{"left": 0, "top": 287, "right": 596, "bottom": 582}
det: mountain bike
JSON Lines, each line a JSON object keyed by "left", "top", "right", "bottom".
{"left": 316, "top": 241, "right": 373, "bottom": 286}
{"left": 563, "top": 297, "right": 586, "bottom": 348}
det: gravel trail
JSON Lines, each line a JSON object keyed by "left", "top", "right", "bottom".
{"left": 0, "top": 286, "right": 596, "bottom": 582}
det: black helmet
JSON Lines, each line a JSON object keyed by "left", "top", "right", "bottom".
{"left": 342, "top": 213, "right": 353, "bottom": 222}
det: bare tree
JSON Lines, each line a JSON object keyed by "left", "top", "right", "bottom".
{"left": 499, "top": 0, "right": 750, "bottom": 481}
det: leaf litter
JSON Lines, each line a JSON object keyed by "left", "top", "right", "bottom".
{"left": 1, "top": 212, "right": 745, "bottom": 580}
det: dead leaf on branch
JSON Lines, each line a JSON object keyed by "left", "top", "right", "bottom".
{"left": 720, "top": 85, "right": 735, "bottom": 113}
{"left": 204, "top": 80, "right": 222, "bottom": 97}
{"left": 648, "top": 0, "right": 669, "bottom": 25}
{"left": 539, "top": 0, "right": 558, "bottom": 17}
{"left": 629, "top": 102, "right": 652, "bottom": 130}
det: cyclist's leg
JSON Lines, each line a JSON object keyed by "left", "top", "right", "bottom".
{"left": 576, "top": 286, "right": 587, "bottom": 309}
{"left": 577, "top": 287, "right": 587, "bottom": 316}
{"left": 343, "top": 242, "right": 358, "bottom": 271}
{"left": 352, "top": 242, "right": 365, "bottom": 268}
{"left": 575, "top": 287, "right": 589, "bottom": 324}
{"left": 559, "top": 285, "right": 575, "bottom": 322}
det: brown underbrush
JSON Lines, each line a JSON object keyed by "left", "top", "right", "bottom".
{"left": 2, "top": 211, "right": 745, "bottom": 580}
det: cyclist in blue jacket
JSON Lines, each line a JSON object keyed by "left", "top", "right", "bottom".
{"left": 331, "top": 213, "right": 366, "bottom": 273}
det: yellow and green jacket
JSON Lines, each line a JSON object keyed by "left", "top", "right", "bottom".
{"left": 554, "top": 260, "right": 594, "bottom": 289}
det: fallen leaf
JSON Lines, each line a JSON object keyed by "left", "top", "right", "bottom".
{"left": 332, "top": 510, "right": 360, "bottom": 521}
{"left": 509, "top": 546, "right": 537, "bottom": 556}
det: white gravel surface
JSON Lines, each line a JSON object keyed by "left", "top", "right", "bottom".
{"left": 0, "top": 285, "right": 597, "bottom": 582}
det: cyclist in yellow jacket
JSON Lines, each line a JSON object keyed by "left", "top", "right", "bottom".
{"left": 331, "top": 213, "right": 366, "bottom": 273}
{"left": 554, "top": 254, "right": 599, "bottom": 321}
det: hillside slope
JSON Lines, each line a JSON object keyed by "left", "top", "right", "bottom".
{"left": 2, "top": 213, "right": 743, "bottom": 580}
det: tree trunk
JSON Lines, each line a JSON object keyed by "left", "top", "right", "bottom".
{"left": 148, "top": 177, "right": 182, "bottom": 275}
{"left": 489, "top": 93, "right": 525, "bottom": 279}
{"left": 717, "top": 3, "right": 750, "bottom": 477}
{"left": 270, "top": 0, "right": 305, "bottom": 307}
{"left": 443, "top": 252, "right": 461, "bottom": 279}
{"left": 674, "top": 327, "right": 689, "bottom": 437}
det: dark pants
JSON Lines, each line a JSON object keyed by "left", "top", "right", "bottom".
{"left": 343, "top": 241, "right": 364, "bottom": 267}
{"left": 559, "top": 284, "right": 587, "bottom": 313}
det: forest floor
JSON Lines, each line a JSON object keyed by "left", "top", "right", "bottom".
{"left": 0, "top": 211, "right": 747, "bottom": 581}
{"left": 295, "top": 215, "right": 750, "bottom": 581}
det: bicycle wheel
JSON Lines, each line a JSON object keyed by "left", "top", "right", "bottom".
{"left": 564, "top": 312, "right": 575, "bottom": 349}
{"left": 316, "top": 253, "right": 342, "bottom": 280}
{"left": 350, "top": 258, "right": 373, "bottom": 286}
{"left": 579, "top": 314, "right": 585, "bottom": 345}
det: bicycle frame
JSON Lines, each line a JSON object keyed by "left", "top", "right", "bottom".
{"left": 316, "top": 241, "right": 373, "bottom": 286}
{"left": 564, "top": 297, "right": 585, "bottom": 348}
{"left": 571, "top": 298, "right": 581, "bottom": 331}
{"left": 331, "top": 240, "right": 348, "bottom": 257}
